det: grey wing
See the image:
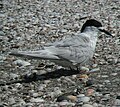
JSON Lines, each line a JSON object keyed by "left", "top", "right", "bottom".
{"left": 54, "top": 45, "right": 93, "bottom": 65}
{"left": 46, "top": 33, "right": 94, "bottom": 65}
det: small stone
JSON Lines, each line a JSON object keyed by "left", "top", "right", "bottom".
{"left": 85, "top": 80, "right": 93, "bottom": 87}
{"left": 82, "top": 104, "right": 93, "bottom": 107}
{"left": 92, "top": 64, "right": 98, "bottom": 68}
{"left": 38, "top": 84, "right": 46, "bottom": 91}
{"left": 13, "top": 59, "right": 31, "bottom": 67}
{"left": 111, "top": 73, "right": 117, "bottom": 76}
{"left": 67, "top": 95, "right": 77, "bottom": 101}
{"left": 9, "top": 97, "right": 15, "bottom": 105}
{"left": 18, "top": 99, "right": 26, "bottom": 105}
{"left": 64, "top": 77, "right": 75, "bottom": 84}
{"left": 77, "top": 94, "right": 85, "bottom": 98}
{"left": 116, "top": 95, "right": 120, "bottom": 99}
{"left": 90, "top": 68, "right": 100, "bottom": 73}
{"left": 93, "top": 103, "right": 98, "bottom": 107}
{"left": 32, "top": 93, "right": 39, "bottom": 97}
{"left": 10, "top": 73, "right": 19, "bottom": 80}
{"left": 57, "top": 93, "right": 76, "bottom": 102}
{"left": 104, "top": 80, "right": 110, "bottom": 83}
{"left": 39, "top": 70, "right": 47, "bottom": 74}
{"left": 59, "top": 101, "right": 75, "bottom": 106}
{"left": 77, "top": 95, "right": 90, "bottom": 103}
{"left": 86, "top": 89, "right": 95, "bottom": 96}
{"left": 104, "top": 94, "right": 110, "bottom": 98}
{"left": 44, "top": 80, "right": 51, "bottom": 84}
{"left": 78, "top": 74, "right": 89, "bottom": 80}
{"left": 15, "top": 83, "right": 22, "bottom": 88}
{"left": 61, "top": 29, "right": 67, "bottom": 33}
{"left": 30, "top": 98, "right": 44, "bottom": 103}
{"left": 80, "top": 66, "right": 89, "bottom": 72}
{"left": 0, "top": 31, "right": 5, "bottom": 36}
{"left": 94, "top": 92, "right": 103, "bottom": 97}
{"left": 101, "top": 75, "right": 108, "bottom": 78}
{"left": 114, "top": 99, "right": 120, "bottom": 106}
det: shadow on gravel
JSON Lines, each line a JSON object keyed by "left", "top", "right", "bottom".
{"left": 0, "top": 69, "right": 79, "bottom": 86}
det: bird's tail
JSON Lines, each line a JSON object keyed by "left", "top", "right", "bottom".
{"left": 9, "top": 50, "right": 60, "bottom": 60}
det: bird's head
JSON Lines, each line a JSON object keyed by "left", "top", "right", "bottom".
{"left": 81, "top": 19, "right": 113, "bottom": 36}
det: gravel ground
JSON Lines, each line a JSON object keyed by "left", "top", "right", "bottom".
{"left": 0, "top": 0, "right": 120, "bottom": 107}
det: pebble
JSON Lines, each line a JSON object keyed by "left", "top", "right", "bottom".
{"left": 0, "top": 31, "right": 5, "bottom": 36}
{"left": 67, "top": 95, "right": 77, "bottom": 102}
{"left": 92, "top": 64, "right": 98, "bottom": 68}
{"left": 82, "top": 104, "right": 93, "bottom": 107}
{"left": 89, "top": 68, "right": 100, "bottom": 73}
{"left": 114, "top": 99, "right": 120, "bottom": 106}
{"left": 85, "top": 80, "right": 93, "bottom": 87}
{"left": 78, "top": 96, "right": 90, "bottom": 103}
{"left": 15, "top": 83, "right": 22, "bottom": 89}
{"left": 116, "top": 95, "right": 120, "bottom": 99}
{"left": 64, "top": 77, "right": 76, "bottom": 85}
{"left": 59, "top": 101, "right": 75, "bottom": 106}
{"left": 77, "top": 94, "right": 85, "bottom": 97}
{"left": 80, "top": 66, "right": 89, "bottom": 72}
{"left": 78, "top": 74, "right": 89, "bottom": 80}
{"left": 0, "top": 55, "right": 6, "bottom": 62}
{"left": 13, "top": 59, "right": 31, "bottom": 67}
{"left": 32, "top": 93, "right": 39, "bottom": 97}
{"left": 111, "top": 73, "right": 117, "bottom": 76}
{"left": 10, "top": 73, "right": 19, "bottom": 80}
{"left": 18, "top": 99, "right": 26, "bottom": 105}
{"left": 94, "top": 92, "right": 103, "bottom": 97}
{"left": 57, "top": 94, "right": 77, "bottom": 102}
{"left": 30, "top": 98, "right": 44, "bottom": 103}
{"left": 104, "top": 80, "right": 110, "bottom": 83}
{"left": 101, "top": 75, "right": 109, "bottom": 78}
{"left": 86, "top": 89, "right": 95, "bottom": 96}
{"left": 9, "top": 97, "right": 15, "bottom": 105}
{"left": 92, "top": 103, "right": 98, "bottom": 107}
{"left": 38, "top": 84, "right": 47, "bottom": 91}
{"left": 77, "top": 94, "right": 90, "bottom": 103}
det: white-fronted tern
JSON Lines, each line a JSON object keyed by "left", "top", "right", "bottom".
{"left": 10, "top": 19, "right": 112, "bottom": 69}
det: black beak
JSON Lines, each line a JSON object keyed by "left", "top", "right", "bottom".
{"left": 98, "top": 27, "right": 113, "bottom": 36}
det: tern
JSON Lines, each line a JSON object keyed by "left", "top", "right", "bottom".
{"left": 10, "top": 19, "right": 112, "bottom": 69}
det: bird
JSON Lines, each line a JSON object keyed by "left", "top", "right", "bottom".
{"left": 10, "top": 19, "right": 112, "bottom": 69}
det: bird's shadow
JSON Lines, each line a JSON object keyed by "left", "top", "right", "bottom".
{"left": 0, "top": 69, "right": 80, "bottom": 86}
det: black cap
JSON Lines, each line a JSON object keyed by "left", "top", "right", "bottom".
{"left": 81, "top": 19, "right": 102, "bottom": 32}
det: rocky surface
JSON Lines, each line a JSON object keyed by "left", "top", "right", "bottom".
{"left": 0, "top": 0, "right": 119, "bottom": 106}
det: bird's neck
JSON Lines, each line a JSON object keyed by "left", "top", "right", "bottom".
{"left": 83, "top": 26, "right": 99, "bottom": 36}
{"left": 83, "top": 27, "right": 99, "bottom": 50}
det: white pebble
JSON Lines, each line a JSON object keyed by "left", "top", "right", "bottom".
{"left": 77, "top": 94, "right": 85, "bottom": 98}
{"left": 80, "top": 97, "right": 90, "bottom": 103}
{"left": 114, "top": 99, "right": 120, "bottom": 106}
{"left": 30, "top": 98, "right": 44, "bottom": 103}
{"left": 90, "top": 68, "right": 100, "bottom": 72}
{"left": 10, "top": 73, "right": 19, "bottom": 79}
{"left": 13, "top": 59, "right": 31, "bottom": 67}
{"left": 80, "top": 66, "right": 89, "bottom": 72}
{"left": 59, "top": 101, "right": 75, "bottom": 106}
{"left": 32, "top": 93, "right": 39, "bottom": 97}
{"left": 111, "top": 73, "right": 117, "bottom": 76}
{"left": 101, "top": 75, "right": 108, "bottom": 78}
{"left": 77, "top": 95, "right": 90, "bottom": 103}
